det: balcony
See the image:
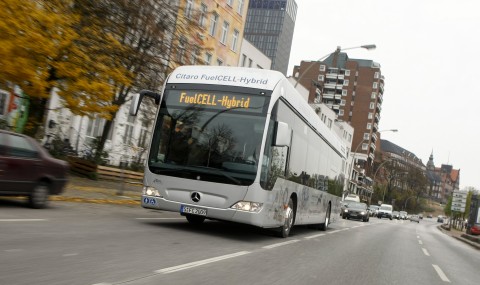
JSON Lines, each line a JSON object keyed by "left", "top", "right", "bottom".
{"left": 323, "top": 93, "right": 334, "bottom": 99}
{"left": 334, "top": 94, "right": 342, "bottom": 100}
{"left": 372, "top": 132, "right": 378, "bottom": 141}
{"left": 336, "top": 85, "right": 343, "bottom": 90}
{"left": 324, "top": 83, "right": 336, "bottom": 89}
{"left": 332, "top": 104, "right": 340, "bottom": 110}
{"left": 337, "top": 75, "right": 344, "bottom": 80}
{"left": 326, "top": 73, "right": 337, "bottom": 79}
{"left": 370, "top": 142, "right": 376, "bottom": 151}
{"left": 375, "top": 113, "right": 380, "bottom": 123}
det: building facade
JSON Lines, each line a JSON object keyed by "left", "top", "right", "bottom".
{"left": 243, "top": 0, "right": 298, "bottom": 75}
{"left": 426, "top": 153, "right": 460, "bottom": 203}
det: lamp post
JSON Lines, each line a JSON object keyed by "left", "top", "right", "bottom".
{"left": 404, "top": 196, "right": 416, "bottom": 211}
{"left": 373, "top": 158, "right": 393, "bottom": 203}
{"left": 294, "top": 44, "right": 376, "bottom": 88}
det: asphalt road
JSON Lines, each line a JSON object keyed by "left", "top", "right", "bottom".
{"left": 1, "top": 200, "right": 479, "bottom": 285}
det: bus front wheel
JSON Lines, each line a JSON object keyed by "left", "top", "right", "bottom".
{"left": 277, "top": 198, "right": 295, "bottom": 238}
{"left": 185, "top": 214, "right": 205, "bottom": 225}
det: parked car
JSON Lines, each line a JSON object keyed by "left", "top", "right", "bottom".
{"left": 0, "top": 130, "right": 69, "bottom": 208}
{"left": 342, "top": 202, "right": 370, "bottom": 222}
{"left": 377, "top": 204, "right": 393, "bottom": 220}
{"left": 466, "top": 223, "right": 480, "bottom": 235}
{"left": 399, "top": 211, "right": 408, "bottom": 220}
{"left": 410, "top": 215, "right": 420, "bottom": 223}
{"left": 427, "top": 214, "right": 433, "bottom": 218}
{"left": 340, "top": 200, "right": 354, "bottom": 216}
{"left": 437, "top": 216, "right": 444, "bottom": 223}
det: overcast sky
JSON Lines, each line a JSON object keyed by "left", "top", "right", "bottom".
{"left": 287, "top": 0, "right": 480, "bottom": 190}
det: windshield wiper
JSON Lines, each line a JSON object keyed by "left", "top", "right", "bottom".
{"left": 191, "top": 166, "right": 242, "bottom": 185}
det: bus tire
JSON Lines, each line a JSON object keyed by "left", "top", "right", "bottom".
{"left": 185, "top": 214, "right": 205, "bottom": 225}
{"left": 277, "top": 198, "right": 295, "bottom": 238}
{"left": 318, "top": 204, "right": 331, "bottom": 231}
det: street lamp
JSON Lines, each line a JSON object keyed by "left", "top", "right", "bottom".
{"left": 294, "top": 44, "right": 376, "bottom": 88}
{"left": 404, "top": 196, "right": 416, "bottom": 211}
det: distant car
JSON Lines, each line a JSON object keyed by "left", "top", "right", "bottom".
{"left": 344, "top": 194, "right": 360, "bottom": 203}
{"left": 0, "top": 130, "right": 69, "bottom": 208}
{"left": 340, "top": 200, "right": 354, "bottom": 216}
{"left": 369, "top": 205, "right": 380, "bottom": 217}
{"left": 419, "top": 214, "right": 423, "bottom": 219}
{"left": 392, "top": 211, "right": 400, "bottom": 219}
{"left": 342, "top": 202, "right": 370, "bottom": 222}
{"left": 437, "top": 216, "right": 444, "bottom": 223}
{"left": 427, "top": 214, "right": 433, "bottom": 218}
{"left": 410, "top": 215, "right": 420, "bottom": 223}
{"left": 399, "top": 211, "right": 408, "bottom": 220}
{"left": 377, "top": 204, "right": 393, "bottom": 220}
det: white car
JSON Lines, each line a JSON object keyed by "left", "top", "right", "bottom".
{"left": 377, "top": 204, "right": 393, "bottom": 220}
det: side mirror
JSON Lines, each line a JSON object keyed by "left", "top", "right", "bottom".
{"left": 129, "top": 90, "right": 161, "bottom": 116}
{"left": 274, "top": 121, "right": 291, "bottom": 147}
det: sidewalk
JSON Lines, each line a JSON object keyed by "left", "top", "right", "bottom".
{"left": 438, "top": 224, "right": 480, "bottom": 250}
{"left": 50, "top": 174, "right": 143, "bottom": 206}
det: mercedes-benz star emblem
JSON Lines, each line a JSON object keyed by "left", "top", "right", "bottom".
{"left": 191, "top": 192, "right": 201, "bottom": 203}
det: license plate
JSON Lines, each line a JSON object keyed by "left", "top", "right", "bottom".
{"left": 180, "top": 205, "right": 207, "bottom": 216}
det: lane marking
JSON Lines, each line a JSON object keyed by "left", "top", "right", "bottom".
{"left": 417, "top": 235, "right": 420, "bottom": 239}
{"left": 262, "top": 239, "right": 300, "bottom": 249}
{"left": 304, "top": 233, "right": 326, "bottom": 239}
{"left": 62, "top": 253, "right": 79, "bottom": 257}
{"left": 328, "top": 229, "right": 348, "bottom": 234}
{"left": 156, "top": 251, "right": 250, "bottom": 274}
{"left": 432, "top": 264, "right": 451, "bottom": 282}
{"left": 5, "top": 249, "right": 24, "bottom": 252}
{"left": 418, "top": 240, "right": 423, "bottom": 245}
{"left": 422, "top": 248, "right": 430, "bottom": 256}
{"left": 135, "top": 218, "right": 185, "bottom": 220}
{"left": 0, "top": 219, "right": 47, "bottom": 222}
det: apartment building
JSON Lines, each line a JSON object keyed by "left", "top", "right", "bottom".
{"left": 293, "top": 51, "right": 384, "bottom": 180}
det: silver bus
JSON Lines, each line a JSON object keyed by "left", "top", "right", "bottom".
{"left": 130, "top": 66, "right": 347, "bottom": 237}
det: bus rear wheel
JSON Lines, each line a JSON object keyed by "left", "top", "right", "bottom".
{"left": 185, "top": 214, "right": 205, "bottom": 225}
{"left": 318, "top": 204, "right": 331, "bottom": 231}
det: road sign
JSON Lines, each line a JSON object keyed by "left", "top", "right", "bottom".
{"left": 452, "top": 191, "right": 467, "bottom": 213}
{"left": 453, "top": 191, "right": 468, "bottom": 198}
{"left": 452, "top": 197, "right": 467, "bottom": 203}
{"left": 452, "top": 206, "right": 465, "bottom": 212}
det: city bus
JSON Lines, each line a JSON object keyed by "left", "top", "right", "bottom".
{"left": 130, "top": 66, "right": 347, "bottom": 237}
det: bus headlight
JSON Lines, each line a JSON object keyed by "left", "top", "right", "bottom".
{"left": 344, "top": 209, "right": 348, "bottom": 213}
{"left": 231, "top": 201, "right": 263, "bottom": 212}
{"left": 143, "top": 186, "right": 162, "bottom": 197}
{"left": 361, "top": 211, "right": 365, "bottom": 215}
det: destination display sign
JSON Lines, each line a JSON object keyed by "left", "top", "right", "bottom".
{"left": 164, "top": 90, "right": 268, "bottom": 114}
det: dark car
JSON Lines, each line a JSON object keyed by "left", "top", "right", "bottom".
{"left": 342, "top": 202, "right": 369, "bottom": 222}
{"left": 0, "top": 130, "right": 69, "bottom": 208}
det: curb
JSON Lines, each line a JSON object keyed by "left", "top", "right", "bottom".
{"left": 437, "top": 225, "right": 480, "bottom": 250}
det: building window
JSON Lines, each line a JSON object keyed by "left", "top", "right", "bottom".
{"left": 318, "top": 75, "right": 324, "bottom": 81}
{"left": 327, "top": 118, "right": 332, "bottom": 128}
{"left": 362, "top": 143, "right": 368, "bottom": 150}
{"left": 185, "top": 0, "right": 193, "bottom": 18}
{"left": 319, "top": 65, "right": 326, "bottom": 71}
{"left": 190, "top": 47, "right": 199, "bottom": 65}
{"left": 345, "top": 70, "right": 350, "bottom": 76}
{"left": 123, "top": 115, "right": 135, "bottom": 144}
{"left": 176, "top": 36, "right": 187, "bottom": 63}
{"left": 342, "top": 90, "right": 347, "bottom": 96}
{"left": 248, "top": 58, "right": 253, "bottom": 67}
{"left": 367, "top": 123, "right": 372, "bottom": 130}
{"left": 237, "top": 0, "right": 244, "bottom": 14}
{"left": 343, "top": 79, "right": 349, "bottom": 86}
{"left": 227, "top": 0, "right": 233, "bottom": 6}
{"left": 0, "top": 90, "right": 8, "bottom": 116}
{"left": 199, "top": 3, "right": 207, "bottom": 28}
{"left": 340, "top": 99, "right": 346, "bottom": 106}
{"left": 231, "top": 29, "right": 239, "bottom": 52}
{"left": 217, "top": 58, "right": 224, "bottom": 66}
{"left": 369, "top": 102, "right": 375, "bottom": 109}
{"left": 363, "top": 133, "right": 370, "bottom": 140}
{"left": 338, "top": 109, "right": 344, "bottom": 116}
{"left": 209, "top": 13, "right": 218, "bottom": 36}
{"left": 241, "top": 54, "right": 247, "bottom": 67}
{"left": 205, "top": 52, "right": 212, "bottom": 65}
{"left": 371, "top": 92, "right": 376, "bottom": 99}
{"left": 374, "top": 72, "right": 379, "bottom": 79}
{"left": 373, "top": 82, "right": 378, "bottom": 89}
{"left": 220, "top": 21, "right": 229, "bottom": 44}
{"left": 368, "top": 113, "right": 373, "bottom": 119}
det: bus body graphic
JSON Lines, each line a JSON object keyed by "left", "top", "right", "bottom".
{"left": 132, "top": 66, "right": 347, "bottom": 237}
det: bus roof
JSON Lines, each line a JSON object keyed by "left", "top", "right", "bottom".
{"left": 167, "top": 65, "right": 285, "bottom": 90}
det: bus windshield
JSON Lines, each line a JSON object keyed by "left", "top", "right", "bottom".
{"left": 148, "top": 87, "right": 270, "bottom": 186}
